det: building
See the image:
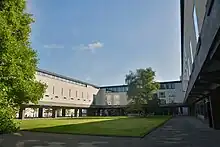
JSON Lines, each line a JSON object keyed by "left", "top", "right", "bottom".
{"left": 157, "top": 81, "right": 184, "bottom": 104}
{"left": 180, "top": 0, "right": 220, "bottom": 129}
{"left": 18, "top": 68, "right": 184, "bottom": 118}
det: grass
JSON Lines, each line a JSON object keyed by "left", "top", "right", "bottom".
{"left": 19, "top": 116, "right": 171, "bottom": 137}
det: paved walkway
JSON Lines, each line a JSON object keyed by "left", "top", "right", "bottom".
{"left": 1, "top": 117, "right": 220, "bottom": 147}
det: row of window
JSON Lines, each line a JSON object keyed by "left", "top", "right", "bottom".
{"left": 159, "top": 83, "right": 175, "bottom": 89}
{"left": 158, "top": 92, "right": 176, "bottom": 98}
{"left": 104, "top": 86, "right": 128, "bottom": 93}
{"left": 49, "top": 86, "right": 89, "bottom": 98}
{"left": 37, "top": 72, "right": 87, "bottom": 87}
{"left": 44, "top": 94, "right": 91, "bottom": 102}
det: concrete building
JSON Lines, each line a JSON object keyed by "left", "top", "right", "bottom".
{"left": 157, "top": 81, "right": 184, "bottom": 104}
{"left": 18, "top": 68, "right": 185, "bottom": 119}
{"left": 180, "top": 0, "right": 220, "bottom": 129}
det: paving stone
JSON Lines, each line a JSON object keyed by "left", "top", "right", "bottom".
{"left": 1, "top": 117, "right": 220, "bottom": 147}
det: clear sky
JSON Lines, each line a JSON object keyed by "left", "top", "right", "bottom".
{"left": 27, "top": 0, "right": 181, "bottom": 86}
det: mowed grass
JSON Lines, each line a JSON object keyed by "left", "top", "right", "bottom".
{"left": 19, "top": 116, "right": 171, "bottom": 137}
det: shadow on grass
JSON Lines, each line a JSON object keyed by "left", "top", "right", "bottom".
{"left": 21, "top": 116, "right": 171, "bottom": 138}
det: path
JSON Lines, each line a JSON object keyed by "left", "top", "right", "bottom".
{"left": 1, "top": 117, "right": 220, "bottom": 147}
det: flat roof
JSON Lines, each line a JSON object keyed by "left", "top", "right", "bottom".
{"left": 37, "top": 68, "right": 99, "bottom": 88}
{"left": 101, "top": 80, "right": 181, "bottom": 88}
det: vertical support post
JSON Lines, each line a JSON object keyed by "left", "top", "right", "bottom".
{"left": 79, "top": 108, "right": 82, "bottom": 117}
{"left": 74, "top": 108, "right": 78, "bottom": 117}
{"left": 52, "top": 108, "right": 58, "bottom": 118}
{"left": 62, "top": 108, "right": 66, "bottom": 117}
{"left": 18, "top": 107, "right": 25, "bottom": 119}
{"left": 38, "top": 107, "right": 43, "bottom": 118}
{"left": 210, "top": 87, "right": 220, "bottom": 129}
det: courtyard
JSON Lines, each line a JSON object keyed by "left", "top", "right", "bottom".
{"left": 19, "top": 116, "right": 170, "bottom": 137}
{"left": 1, "top": 117, "right": 220, "bottom": 147}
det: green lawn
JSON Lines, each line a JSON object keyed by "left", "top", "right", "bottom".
{"left": 19, "top": 116, "right": 171, "bottom": 137}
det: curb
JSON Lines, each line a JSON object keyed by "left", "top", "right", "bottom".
{"left": 140, "top": 116, "right": 172, "bottom": 139}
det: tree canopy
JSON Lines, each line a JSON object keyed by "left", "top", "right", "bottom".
{"left": 0, "top": 0, "right": 46, "bottom": 108}
{"left": 125, "top": 68, "right": 159, "bottom": 112}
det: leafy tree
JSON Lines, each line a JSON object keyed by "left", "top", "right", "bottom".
{"left": 0, "top": 0, "right": 46, "bottom": 132}
{"left": 0, "top": 0, "right": 46, "bottom": 107}
{"left": 125, "top": 68, "right": 159, "bottom": 113}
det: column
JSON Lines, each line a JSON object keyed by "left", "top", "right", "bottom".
{"left": 79, "top": 108, "right": 82, "bottom": 117}
{"left": 18, "top": 107, "right": 25, "bottom": 119}
{"left": 38, "top": 108, "right": 43, "bottom": 118}
{"left": 62, "top": 108, "right": 66, "bottom": 117}
{"left": 96, "top": 109, "right": 100, "bottom": 116}
{"left": 74, "top": 108, "right": 78, "bottom": 117}
{"left": 52, "top": 108, "right": 58, "bottom": 118}
{"left": 210, "top": 87, "right": 220, "bottom": 129}
{"left": 207, "top": 101, "right": 213, "bottom": 128}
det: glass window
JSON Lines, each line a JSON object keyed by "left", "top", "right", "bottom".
{"left": 159, "top": 92, "right": 165, "bottom": 98}
{"left": 189, "top": 41, "right": 194, "bottom": 63}
{"left": 69, "top": 89, "right": 71, "bottom": 97}
{"left": 193, "top": 6, "right": 199, "bottom": 42}
{"left": 166, "top": 84, "right": 170, "bottom": 89}
{"left": 61, "top": 88, "right": 63, "bottom": 96}
{"left": 160, "top": 84, "right": 165, "bottom": 89}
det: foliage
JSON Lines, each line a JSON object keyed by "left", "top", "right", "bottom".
{"left": 125, "top": 68, "right": 159, "bottom": 112}
{"left": 0, "top": 0, "right": 46, "bottom": 106}
{"left": 0, "top": 106, "right": 20, "bottom": 134}
{"left": 0, "top": 0, "right": 47, "bottom": 133}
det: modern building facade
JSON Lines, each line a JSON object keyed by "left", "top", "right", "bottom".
{"left": 181, "top": 0, "right": 220, "bottom": 129}
{"left": 18, "top": 68, "right": 184, "bottom": 118}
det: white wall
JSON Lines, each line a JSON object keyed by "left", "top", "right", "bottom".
{"left": 157, "top": 82, "right": 184, "bottom": 104}
{"left": 35, "top": 71, "right": 99, "bottom": 108}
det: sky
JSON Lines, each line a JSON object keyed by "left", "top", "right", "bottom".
{"left": 27, "top": 0, "right": 181, "bottom": 86}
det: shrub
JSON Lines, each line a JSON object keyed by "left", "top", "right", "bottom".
{"left": 0, "top": 106, "right": 20, "bottom": 134}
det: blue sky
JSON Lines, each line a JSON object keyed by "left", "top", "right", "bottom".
{"left": 27, "top": 0, "right": 181, "bottom": 86}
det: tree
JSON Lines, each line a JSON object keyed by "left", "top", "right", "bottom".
{"left": 0, "top": 0, "right": 46, "bottom": 133}
{"left": 125, "top": 68, "right": 159, "bottom": 113}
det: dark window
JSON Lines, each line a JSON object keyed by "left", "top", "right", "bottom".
{"left": 64, "top": 97, "right": 66, "bottom": 99}
{"left": 171, "top": 83, "right": 175, "bottom": 89}
{"left": 61, "top": 88, "right": 63, "bottom": 96}
{"left": 45, "top": 95, "right": 49, "bottom": 97}
{"left": 52, "top": 86, "right": 55, "bottom": 94}
{"left": 166, "top": 84, "right": 170, "bottom": 89}
{"left": 69, "top": 89, "right": 71, "bottom": 97}
{"left": 160, "top": 84, "right": 165, "bottom": 89}
{"left": 78, "top": 98, "right": 80, "bottom": 100}
{"left": 71, "top": 98, "right": 74, "bottom": 100}
{"left": 55, "top": 96, "right": 58, "bottom": 98}
{"left": 159, "top": 92, "right": 165, "bottom": 98}
{"left": 84, "top": 100, "right": 86, "bottom": 101}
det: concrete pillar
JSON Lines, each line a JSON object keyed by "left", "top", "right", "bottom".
{"left": 79, "top": 108, "right": 82, "bottom": 117}
{"left": 38, "top": 108, "right": 43, "bottom": 118}
{"left": 210, "top": 87, "right": 220, "bottom": 129}
{"left": 18, "top": 107, "right": 25, "bottom": 119}
{"left": 52, "top": 108, "right": 58, "bottom": 118}
{"left": 62, "top": 108, "right": 66, "bottom": 117}
{"left": 74, "top": 108, "right": 78, "bottom": 117}
{"left": 96, "top": 109, "right": 100, "bottom": 116}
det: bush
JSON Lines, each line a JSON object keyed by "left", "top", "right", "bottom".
{"left": 0, "top": 107, "right": 20, "bottom": 134}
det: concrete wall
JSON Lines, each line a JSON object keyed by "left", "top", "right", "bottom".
{"left": 157, "top": 82, "right": 184, "bottom": 104}
{"left": 181, "top": 0, "right": 207, "bottom": 97}
{"left": 94, "top": 89, "right": 129, "bottom": 106}
{"left": 35, "top": 71, "right": 99, "bottom": 108}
